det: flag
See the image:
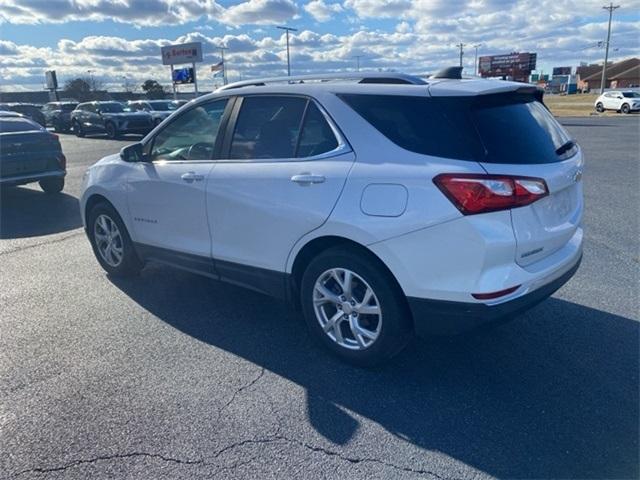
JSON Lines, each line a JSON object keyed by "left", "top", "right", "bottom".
{"left": 211, "top": 61, "right": 223, "bottom": 72}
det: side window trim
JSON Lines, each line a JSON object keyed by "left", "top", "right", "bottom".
{"left": 219, "top": 93, "right": 351, "bottom": 163}
{"left": 143, "top": 96, "right": 235, "bottom": 163}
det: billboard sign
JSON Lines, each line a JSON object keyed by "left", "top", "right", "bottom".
{"left": 45, "top": 70, "right": 58, "bottom": 89}
{"left": 479, "top": 52, "right": 537, "bottom": 82}
{"left": 161, "top": 42, "right": 203, "bottom": 66}
{"left": 552, "top": 66, "right": 571, "bottom": 76}
{"left": 172, "top": 67, "right": 195, "bottom": 84}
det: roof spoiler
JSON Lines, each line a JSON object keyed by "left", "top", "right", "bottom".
{"left": 430, "top": 66, "right": 463, "bottom": 80}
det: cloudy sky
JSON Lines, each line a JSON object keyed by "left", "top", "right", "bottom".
{"left": 0, "top": 0, "right": 639, "bottom": 92}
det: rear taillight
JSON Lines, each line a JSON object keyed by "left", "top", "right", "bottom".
{"left": 433, "top": 174, "right": 548, "bottom": 215}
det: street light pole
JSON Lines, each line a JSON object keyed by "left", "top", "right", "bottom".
{"left": 473, "top": 44, "right": 482, "bottom": 76}
{"left": 87, "top": 69, "right": 95, "bottom": 91}
{"left": 353, "top": 55, "right": 363, "bottom": 72}
{"left": 277, "top": 25, "right": 297, "bottom": 76}
{"left": 456, "top": 43, "right": 465, "bottom": 69}
{"left": 600, "top": 3, "right": 620, "bottom": 94}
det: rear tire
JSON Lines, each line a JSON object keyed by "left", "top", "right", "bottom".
{"left": 595, "top": 102, "right": 604, "bottom": 113}
{"left": 39, "top": 177, "right": 64, "bottom": 194}
{"left": 300, "top": 246, "right": 413, "bottom": 366}
{"left": 87, "top": 202, "right": 143, "bottom": 277}
{"left": 621, "top": 103, "right": 630, "bottom": 114}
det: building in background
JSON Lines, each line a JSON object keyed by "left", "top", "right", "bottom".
{"left": 577, "top": 58, "right": 640, "bottom": 92}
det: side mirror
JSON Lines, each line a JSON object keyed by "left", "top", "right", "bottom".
{"left": 120, "top": 142, "right": 147, "bottom": 163}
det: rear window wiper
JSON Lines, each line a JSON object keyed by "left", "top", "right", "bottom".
{"left": 555, "top": 140, "right": 576, "bottom": 157}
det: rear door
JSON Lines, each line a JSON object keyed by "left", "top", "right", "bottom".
{"left": 471, "top": 97, "right": 583, "bottom": 266}
{"left": 206, "top": 95, "right": 354, "bottom": 290}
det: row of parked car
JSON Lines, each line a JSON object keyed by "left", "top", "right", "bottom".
{"left": 1, "top": 99, "right": 188, "bottom": 138}
{"left": 0, "top": 99, "right": 188, "bottom": 195}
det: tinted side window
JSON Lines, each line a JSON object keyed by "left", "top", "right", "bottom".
{"left": 230, "top": 96, "right": 307, "bottom": 159}
{"left": 296, "top": 102, "right": 338, "bottom": 158}
{"left": 150, "top": 99, "right": 227, "bottom": 161}
{"left": 339, "top": 94, "right": 478, "bottom": 160}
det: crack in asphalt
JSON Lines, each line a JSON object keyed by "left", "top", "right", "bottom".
{"left": 7, "top": 452, "right": 204, "bottom": 478}
{"left": 0, "top": 231, "right": 84, "bottom": 256}
{"left": 7, "top": 433, "right": 449, "bottom": 479}
{"left": 216, "top": 366, "right": 266, "bottom": 421}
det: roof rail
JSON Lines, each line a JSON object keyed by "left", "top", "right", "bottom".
{"left": 216, "top": 72, "right": 428, "bottom": 91}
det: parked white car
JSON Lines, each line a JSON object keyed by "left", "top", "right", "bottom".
{"left": 594, "top": 90, "right": 640, "bottom": 113}
{"left": 80, "top": 71, "right": 584, "bottom": 365}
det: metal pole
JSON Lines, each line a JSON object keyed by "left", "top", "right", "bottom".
{"left": 170, "top": 65, "right": 177, "bottom": 100}
{"left": 87, "top": 70, "right": 95, "bottom": 91}
{"left": 473, "top": 44, "right": 481, "bottom": 76}
{"left": 456, "top": 43, "right": 465, "bottom": 68}
{"left": 600, "top": 3, "right": 620, "bottom": 94}
{"left": 220, "top": 47, "right": 228, "bottom": 85}
{"left": 277, "top": 26, "right": 298, "bottom": 76}
{"left": 193, "top": 62, "right": 198, "bottom": 98}
{"left": 353, "top": 55, "right": 362, "bottom": 71}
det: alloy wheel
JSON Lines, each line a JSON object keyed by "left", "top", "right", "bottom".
{"left": 312, "top": 268, "right": 382, "bottom": 350}
{"left": 94, "top": 214, "right": 124, "bottom": 267}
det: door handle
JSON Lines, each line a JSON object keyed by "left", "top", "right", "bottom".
{"left": 181, "top": 172, "right": 204, "bottom": 183}
{"left": 291, "top": 174, "right": 326, "bottom": 185}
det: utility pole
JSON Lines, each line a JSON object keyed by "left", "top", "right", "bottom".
{"left": 456, "top": 43, "right": 465, "bottom": 69}
{"left": 353, "top": 55, "right": 363, "bottom": 72}
{"left": 277, "top": 25, "right": 297, "bottom": 76}
{"left": 219, "top": 47, "right": 228, "bottom": 85}
{"left": 473, "top": 44, "right": 482, "bottom": 76}
{"left": 600, "top": 3, "right": 620, "bottom": 94}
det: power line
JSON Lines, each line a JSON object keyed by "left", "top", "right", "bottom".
{"left": 600, "top": 3, "right": 620, "bottom": 93}
{"left": 277, "top": 25, "right": 298, "bottom": 76}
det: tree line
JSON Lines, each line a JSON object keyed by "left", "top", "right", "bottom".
{"left": 62, "top": 78, "right": 167, "bottom": 101}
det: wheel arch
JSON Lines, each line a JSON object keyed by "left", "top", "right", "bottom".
{"left": 289, "top": 235, "right": 410, "bottom": 318}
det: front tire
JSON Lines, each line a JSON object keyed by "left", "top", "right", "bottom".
{"left": 300, "top": 247, "right": 413, "bottom": 366}
{"left": 74, "top": 121, "right": 85, "bottom": 137}
{"left": 621, "top": 103, "right": 631, "bottom": 114}
{"left": 87, "top": 202, "right": 143, "bottom": 277}
{"left": 595, "top": 102, "right": 604, "bottom": 113}
{"left": 105, "top": 122, "right": 118, "bottom": 139}
{"left": 39, "top": 177, "right": 64, "bottom": 193}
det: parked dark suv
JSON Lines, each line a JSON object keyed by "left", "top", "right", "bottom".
{"left": 42, "top": 101, "right": 78, "bottom": 132}
{"left": 71, "top": 101, "right": 154, "bottom": 139}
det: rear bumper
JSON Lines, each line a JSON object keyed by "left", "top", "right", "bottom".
{"left": 408, "top": 254, "right": 582, "bottom": 336}
{"left": 0, "top": 169, "right": 66, "bottom": 186}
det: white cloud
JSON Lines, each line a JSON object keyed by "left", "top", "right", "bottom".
{"left": 304, "top": 0, "right": 343, "bottom": 22}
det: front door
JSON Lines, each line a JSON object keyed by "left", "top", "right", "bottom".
{"left": 126, "top": 98, "right": 230, "bottom": 267}
{"left": 206, "top": 95, "right": 355, "bottom": 293}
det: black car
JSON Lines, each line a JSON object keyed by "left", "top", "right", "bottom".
{"left": 42, "top": 101, "right": 78, "bottom": 132}
{"left": 0, "top": 103, "right": 46, "bottom": 127}
{"left": 0, "top": 116, "right": 66, "bottom": 193}
{"left": 70, "top": 101, "right": 153, "bottom": 139}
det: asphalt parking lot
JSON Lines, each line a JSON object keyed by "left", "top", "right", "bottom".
{"left": 1, "top": 116, "right": 638, "bottom": 479}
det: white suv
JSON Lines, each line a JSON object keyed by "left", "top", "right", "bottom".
{"left": 594, "top": 90, "right": 640, "bottom": 113}
{"left": 80, "top": 71, "right": 584, "bottom": 365}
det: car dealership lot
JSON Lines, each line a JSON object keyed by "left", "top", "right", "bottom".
{"left": 1, "top": 117, "right": 638, "bottom": 479}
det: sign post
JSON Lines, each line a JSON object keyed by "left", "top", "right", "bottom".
{"left": 45, "top": 70, "right": 59, "bottom": 101}
{"left": 161, "top": 42, "right": 203, "bottom": 98}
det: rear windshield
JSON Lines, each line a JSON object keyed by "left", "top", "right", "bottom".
{"left": 339, "top": 92, "right": 575, "bottom": 164}
{"left": 0, "top": 118, "right": 41, "bottom": 133}
{"left": 149, "top": 101, "right": 179, "bottom": 111}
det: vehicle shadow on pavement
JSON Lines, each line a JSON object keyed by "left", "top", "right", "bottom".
{"left": 109, "top": 265, "right": 639, "bottom": 479}
{"left": 0, "top": 186, "right": 81, "bottom": 238}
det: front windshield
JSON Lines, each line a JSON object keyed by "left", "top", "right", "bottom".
{"left": 149, "top": 101, "right": 179, "bottom": 111}
{"left": 98, "top": 102, "right": 125, "bottom": 113}
{"left": 622, "top": 92, "right": 640, "bottom": 98}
